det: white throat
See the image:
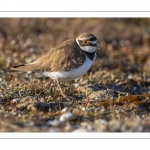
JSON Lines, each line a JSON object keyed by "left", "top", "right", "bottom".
{"left": 76, "top": 39, "right": 96, "bottom": 53}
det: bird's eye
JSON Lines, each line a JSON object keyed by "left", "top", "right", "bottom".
{"left": 83, "top": 40, "right": 88, "bottom": 44}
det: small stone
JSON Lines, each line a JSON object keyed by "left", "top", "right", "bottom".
{"left": 47, "top": 119, "right": 62, "bottom": 126}
{"left": 95, "top": 119, "right": 107, "bottom": 125}
{"left": 73, "top": 83, "right": 79, "bottom": 88}
{"left": 128, "top": 74, "right": 133, "bottom": 79}
{"left": 12, "top": 98, "right": 21, "bottom": 104}
{"left": 61, "top": 107, "right": 69, "bottom": 113}
{"left": 59, "top": 112, "right": 73, "bottom": 122}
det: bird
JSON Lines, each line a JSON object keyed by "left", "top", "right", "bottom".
{"left": 11, "top": 33, "right": 100, "bottom": 99}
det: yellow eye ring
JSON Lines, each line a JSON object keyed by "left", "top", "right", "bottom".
{"left": 83, "top": 40, "right": 88, "bottom": 44}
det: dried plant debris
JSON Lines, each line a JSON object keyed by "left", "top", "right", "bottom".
{"left": 1, "top": 18, "right": 150, "bottom": 132}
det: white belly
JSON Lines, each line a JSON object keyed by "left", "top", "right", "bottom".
{"left": 43, "top": 55, "right": 95, "bottom": 81}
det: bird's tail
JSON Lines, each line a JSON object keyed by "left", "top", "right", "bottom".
{"left": 11, "top": 63, "right": 40, "bottom": 72}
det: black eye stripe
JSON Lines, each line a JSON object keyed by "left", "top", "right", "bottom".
{"left": 79, "top": 39, "right": 97, "bottom": 43}
{"left": 78, "top": 40, "right": 97, "bottom": 47}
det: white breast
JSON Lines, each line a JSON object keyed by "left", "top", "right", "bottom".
{"left": 43, "top": 54, "right": 96, "bottom": 81}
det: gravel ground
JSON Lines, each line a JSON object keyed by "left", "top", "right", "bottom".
{"left": 0, "top": 18, "right": 150, "bottom": 132}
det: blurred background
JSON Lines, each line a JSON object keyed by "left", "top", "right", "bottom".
{"left": 0, "top": 18, "right": 150, "bottom": 74}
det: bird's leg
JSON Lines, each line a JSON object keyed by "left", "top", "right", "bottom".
{"left": 56, "top": 79, "right": 78, "bottom": 101}
{"left": 56, "top": 79, "right": 68, "bottom": 98}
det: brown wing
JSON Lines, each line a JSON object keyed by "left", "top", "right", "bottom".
{"left": 11, "top": 39, "right": 86, "bottom": 72}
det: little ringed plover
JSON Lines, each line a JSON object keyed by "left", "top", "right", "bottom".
{"left": 11, "top": 33, "right": 100, "bottom": 98}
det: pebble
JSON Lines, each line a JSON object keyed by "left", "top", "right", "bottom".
{"left": 12, "top": 98, "right": 21, "bottom": 104}
{"left": 59, "top": 112, "right": 73, "bottom": 122}
{"left": 95, "top": 119, "right": 107, "bottom": 125}
{"left": 47, "top": 119, "right": 62, "bottom": 126}
{"left": 73, "top": 83, "right": 79, "bottom": 88}
{"left": 128, "top": 74, "right": 133, "bottom": 79}
{"left": 61, "top": 107, "right": 69, "bottom": 113}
